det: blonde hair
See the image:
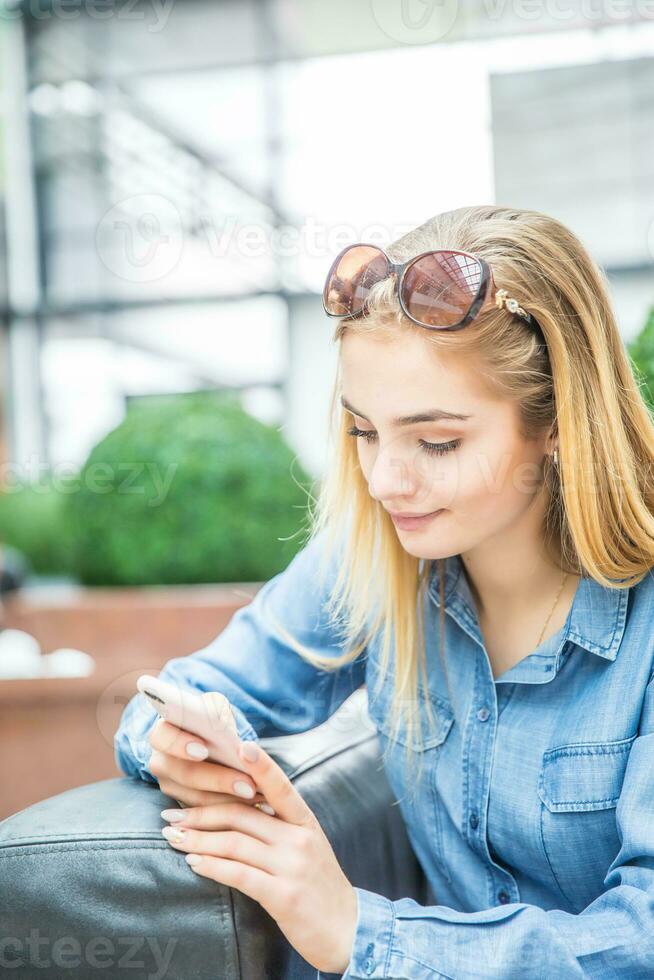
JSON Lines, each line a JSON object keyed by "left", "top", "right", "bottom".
{"left": 269, "top": 204, "right": 654, "bottom": 790}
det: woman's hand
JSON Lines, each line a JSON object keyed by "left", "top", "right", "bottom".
{"left": 160, "top": 740, "right": 359, "bottom": 975}
{"left": 147, "top": 692, "right": 270, "bottom": 810}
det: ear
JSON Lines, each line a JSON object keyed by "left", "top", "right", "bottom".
{"left": 545, "top": 424, "right": 558, "bottom": 456}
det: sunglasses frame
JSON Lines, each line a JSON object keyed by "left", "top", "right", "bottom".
{"left": 322, "top": 242, "right": 540, "bottom": 334}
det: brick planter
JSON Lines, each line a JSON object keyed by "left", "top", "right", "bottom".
{"left": 0, "top": 581, "right": 261, "bottom": 819}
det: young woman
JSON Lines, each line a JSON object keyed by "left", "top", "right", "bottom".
{"left": 115, "top": 205, "right": 654, "bottom": 978}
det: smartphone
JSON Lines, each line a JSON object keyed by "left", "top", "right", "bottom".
{"left": 137, "top": 673, "right": 252, "bottom": 775}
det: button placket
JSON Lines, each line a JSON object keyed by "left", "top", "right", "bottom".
{"left": 362, "top": 942, "right": 376, "bottom": 975}
{"left": 463, "top": 660, "right": 498, "bottom": 869}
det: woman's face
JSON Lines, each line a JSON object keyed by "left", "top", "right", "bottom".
{"left": 339, "top": 330, "right": 552, "bottom": 560}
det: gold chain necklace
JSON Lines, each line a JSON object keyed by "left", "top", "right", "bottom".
{"left": 536, "top": 570, "right": 569, "bottom": 647}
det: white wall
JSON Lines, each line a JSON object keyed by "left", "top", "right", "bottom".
{"left": 491, "top": 56, "right": 654, "bottom": 338}
{"left": 285, "top": 293, "right": 340, "bottom": 479}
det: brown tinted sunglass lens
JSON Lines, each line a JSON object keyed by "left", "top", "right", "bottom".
{"left": 323, "top": 246, "right": 390, "bottom": 317}
{"left": 402, "top": 251, "right": 484, "bottom": 327}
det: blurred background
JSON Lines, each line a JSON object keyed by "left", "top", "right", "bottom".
{"left": 1, "top": 0, "right": 654, "bottom": 816}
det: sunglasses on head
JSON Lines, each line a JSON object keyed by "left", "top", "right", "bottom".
{"left": 322, "top": 242, "right": 542, "bottom": 336}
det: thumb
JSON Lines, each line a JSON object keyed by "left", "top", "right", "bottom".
{"left": 199, "top": 690, "right": 238, "bottom": 735}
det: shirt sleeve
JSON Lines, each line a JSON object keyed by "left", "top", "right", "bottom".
{"left": 329, "top": 667, "right": 654, "bottom": 980}
{"left": 114, "top": 529, "right": 368, "bottom": 783}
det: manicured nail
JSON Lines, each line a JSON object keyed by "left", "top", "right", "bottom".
{"left": 241, "top": 741, "right": 259, "bottom": 762}
{"left": 259, "top": 803, "right": 275, "bottom": 816}
{"left": 186, "top": 742, "right": 209, "bottom": 760}
{"left": 161, "top": 809, "right": 185, "bottom": 822}
{"left": 233, "top": 780, "right": 255, "bottom": 799}
{"left": 162, "top": 826, "right": 186, "bottom": 844}
{"left": 186, "top": 854, "right": 202, "bottom": 867}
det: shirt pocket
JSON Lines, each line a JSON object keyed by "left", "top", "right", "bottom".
{"left": 370, "top": 687, "right": 454, "bottom": 751}
{"left": 537, "top": 733, "right": 636, "bottom": 910}
{"left": 367, "top": 679, "right": 455, "bottom": 883}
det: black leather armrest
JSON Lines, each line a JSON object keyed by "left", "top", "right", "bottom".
{"left": 0, "top": 687, "right": 429, "bottom": 979}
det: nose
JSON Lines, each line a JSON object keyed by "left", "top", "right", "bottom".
{"left": 368, "top": 449, "right": 419, "bottom": 503}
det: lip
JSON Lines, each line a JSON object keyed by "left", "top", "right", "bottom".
{"left": 388, "top": 509, "right": 445, "bottom": 530}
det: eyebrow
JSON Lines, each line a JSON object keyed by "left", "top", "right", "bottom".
{"left": 340, "top": 396, "right": 473, "bottom": 425}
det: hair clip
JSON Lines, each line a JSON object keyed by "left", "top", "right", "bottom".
{"left": 495, "top": 288, "right": 530, "bottom": 321}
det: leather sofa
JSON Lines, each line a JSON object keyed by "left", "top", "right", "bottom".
{"left": 0, "top": 687, "right": 432, "bottom": 979}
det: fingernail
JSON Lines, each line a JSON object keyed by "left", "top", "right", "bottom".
{"left": 259, "top": 803, "right": 275, "bottom": 816}
{"left": 186, "top": 742, "right": 209, "bottom": 760}
{"left": 233, "top": 780, "right": 255, "bottom": 799}
{"left": 161, "top": 809, "right": 185, "bottom": 822}
{"left": 241, "top": 741, "right": 259, "bottom": 762}
{"left": 162, "top": 826, "right": 186, "bottom": 844}
{"left": 186, "top": 854, "right": 202, "bottom": 867}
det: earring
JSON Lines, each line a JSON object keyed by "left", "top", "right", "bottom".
{"left": 553, "top": 448, "right": 559, "bottom": 466}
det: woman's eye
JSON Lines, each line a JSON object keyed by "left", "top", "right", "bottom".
{"left": 347, "top": 424, "right": 377, "bottom": 444}
{"left": 346, "top": 425, "right": 461, "bottom": 457}
{"left": 420, "top": 437, "right": 461, "bottom": 457}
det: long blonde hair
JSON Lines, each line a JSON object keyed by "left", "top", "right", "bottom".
{"left": 268, "top": 204, "right": 654, "bottom": 782}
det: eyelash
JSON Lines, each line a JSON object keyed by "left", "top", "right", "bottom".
{"left": 346, "top": 425, "right": 461, "bottom": 457}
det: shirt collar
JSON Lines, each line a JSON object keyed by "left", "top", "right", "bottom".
{"left": 427, "top": 552, "right": 629, "bottom": 665}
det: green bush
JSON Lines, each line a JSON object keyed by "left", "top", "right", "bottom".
{"left": 627, "top": 307, "right": 654, "bottom": 416}
{"left": 60, "top": 390, "right": 314, "bottom": 586}
{"left": 0, "top": 478, "right": 74, "bottom": 577}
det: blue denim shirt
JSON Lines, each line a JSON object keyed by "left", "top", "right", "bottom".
{"left": 114, "top": 531, "right": 654, "bottom": 978}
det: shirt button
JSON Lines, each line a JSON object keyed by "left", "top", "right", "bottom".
{"left": 476, "top": 707, "right": 490, "bottom": 722}
{"left": 364, "top": 957, "right": 376, "bottom": 975}
{"left": 469, "top": 812, "right": 479, "bottom": 829}
{"left": 498, "top": 890, "right": 510, "bottom": 904}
